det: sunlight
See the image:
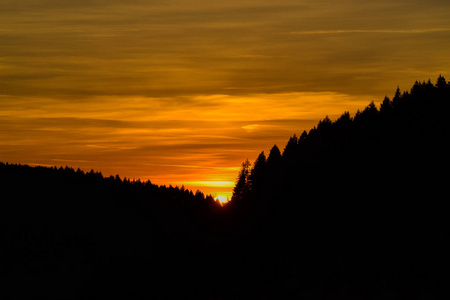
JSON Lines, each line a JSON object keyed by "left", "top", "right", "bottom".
{"left": 214, "top": 195, "right": 229, "bottom": 204}
{"left": 182, "top": 180, "right": 235, "bottom": 187}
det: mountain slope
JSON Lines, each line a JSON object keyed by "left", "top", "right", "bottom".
{"left": 228, "top": 75, "right": 450, "bottom": 297}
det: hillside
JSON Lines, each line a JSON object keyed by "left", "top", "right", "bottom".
{"left": 0, "top": 163, "right": 226, "bottom": 298}
{"left": 2, "top": 75, "right": 450, "bottom": 298}
{"left": 227, "top": 75, "right": 450, "bottom": 297}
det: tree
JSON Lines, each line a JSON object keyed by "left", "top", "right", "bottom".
{"left": 335, "top": 111, "right": 352, "bottom": 128}
{"left": 249, "top": 151, "right": 266, "bottom": 193}
{"left": 231, "top": 159, "right": 251, "bottom": 203}
{"left": 365, "top": 101, "right": 378, "bottom": 113}
{"left": 299, "top": 130, "right": 308, "bottom": 143}
{"left": 267, "top": 145, "right": 281, "bottom": 166}
{"left": 282, "top": 134, "right": 298, "bottom": 158}
{"left": 436, "top": 74, "right": 447, "bottom": 89}
{"left": 393, "top": 86, "right": 401, "bottom": 101}
{"left": 380, "top": 96, "right": 392, "bottom": 114}
{"left": 355, "top": 101, "right": 378, "bottom": 122}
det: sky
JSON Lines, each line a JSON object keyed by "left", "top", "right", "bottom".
{"left": 1, "top": 0, "right": 450, "bottom": 199}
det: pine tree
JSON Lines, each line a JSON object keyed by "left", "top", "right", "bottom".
{"left": 380, "top": 96, "right": 392, "bottom": 114}
{"left": 267, "top": 145, "right": 281, "bottom": 166}
{"left": 231, "top": 159, "right": 251, "bottom": 203}
{"left": 436, "top": 74, "right": 447, "bottom": 89}
{"left": 249, "top": 151, "right": 266, "bottom": 193}
{"left": 393, "top": 86, "right": 401, "bottom": 101}
{"left": 283, "top": 134, "right": 298, "bottom": 158}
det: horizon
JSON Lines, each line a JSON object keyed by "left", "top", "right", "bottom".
{"left": 1, "top": 0, "right": 450, "bottom": 199}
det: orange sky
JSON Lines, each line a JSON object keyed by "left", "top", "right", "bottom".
{"left": 1, "top": 0, "right": 450, "bottom": 199}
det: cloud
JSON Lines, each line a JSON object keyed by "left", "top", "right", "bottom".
{"left": 0, "top": 91, "right": 372, "bottom": 176}
{"left": 288, "top": 28, "right": 450, "bottom": 35}
{"left": 2, "top": 0, "right": 450, "bottom": 99}
{"left": 2, "top": 0, "right": 450, "bottom": 195}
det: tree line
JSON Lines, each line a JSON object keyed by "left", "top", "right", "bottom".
{"left": 0, "top": 161, "right": 222, "bottom": 211}
{"left": 230, "top": 74, "right": 450, "bottom": 210}
{"left": 222, "top": 75, "right": 450, "bottom": 297}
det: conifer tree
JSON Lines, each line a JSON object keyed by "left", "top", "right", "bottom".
{"left": 380, "top": 96, "right": 392, "bottom": 114}
{"left": 283, "top": 135, "right": 298, "bottom": 158}
{"left": 436, "top": 74, "right": 447, "bottom": 89}
{"left": 266, "top": 145, "right": 281, "bottom": 166}
{"left": 393, "top": 86, "right": 401, "bottom": 101}
{"left": 231, "top": 159, "right": 251, "bottom": 203}
{"left": 249, "top": 151, "right": 266, "bottom": 193}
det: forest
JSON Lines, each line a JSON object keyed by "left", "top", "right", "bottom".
{"left": 2, "top": 75, "right": 450, "bottom": 298}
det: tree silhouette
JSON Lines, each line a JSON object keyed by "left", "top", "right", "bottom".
{"left": 248, "top": 151, "right": 266, "bottom": 196}
{"left": 436, "top": 74, "right": 447, "bottom": 89}
{"left": 266, "top": 145, "right": 281, "bottom": 167}
{"left": 231, "top": 159, "right": 251, "bottom": 203}
{"left": 380, "top": 96, "right": 392, "bottom": 114}
{"left": 299, "top": 130, "right": 308, "bottom": 143}
{"left": 317, "top": 115, "right": 332, "bottom": 131}
{"left": 282, "top": 134, "right": 298, "bottom": 158}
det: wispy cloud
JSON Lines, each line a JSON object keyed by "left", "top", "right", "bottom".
{"left": 145, "top": 163, "right": 240, "bottom": 171}
{"left": 0, "top": 91, "right": 372, "bottom": 195}
{"left": 52, "top": 159, "right": 90, "bottom": 163}
{"left": 2, "top": 0, "right": 450, "bottom": 196}
{"left": 289, "top": 28, "right": 450, "bottom": 35}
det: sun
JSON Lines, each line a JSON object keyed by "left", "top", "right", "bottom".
{"left": 215, "top": 195, "right": 229, "bottom": 204}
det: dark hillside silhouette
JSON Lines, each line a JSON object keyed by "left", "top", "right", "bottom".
{"left": 1, "top": 163, "right": 223, "bottom": 298}
{"left": 2, "top": 75, "right": 450, "bottom": 298}
{"left": 228, "top": 75, "right": 450, "bottom": 298}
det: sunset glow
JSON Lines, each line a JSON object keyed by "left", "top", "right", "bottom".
{"left": 1, "top": 0, "right": 450, "bottom": 196}
{"left": 214, "top": 195, "right": 230, "bottom": 204}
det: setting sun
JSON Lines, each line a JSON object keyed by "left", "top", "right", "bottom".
{"left": 214, "top": 195, "right": 230, "bottom": 204}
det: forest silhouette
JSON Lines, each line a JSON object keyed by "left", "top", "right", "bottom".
{"left": 2, "top": 75, "right": 450, "bottom": 298}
